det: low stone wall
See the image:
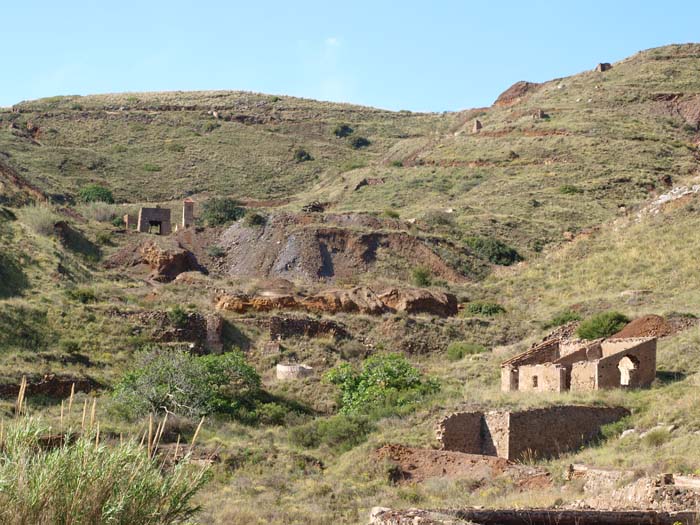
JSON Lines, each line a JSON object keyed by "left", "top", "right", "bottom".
{"left": 269, "top": 316, "right": 349, "bottom": 340}
{"left": 436, "top": 405, "right": 629, "bottom": 460}
{"left": 434, "top": 411, "right": 483, "bottom": 454}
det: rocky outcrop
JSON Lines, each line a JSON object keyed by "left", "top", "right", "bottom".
{"left": 493, "top": 81, "right": 540, "bottom": 107}
{"left": 378, "top": 288, "right": 458, "bottom": 317}
{"left": 105, "top": 239, "right": 206, "bottom": 282}
{"left": 215, "top": 286, "right": 458, "bottom": 317}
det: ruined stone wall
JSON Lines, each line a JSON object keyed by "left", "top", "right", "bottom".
{"left": 597, "top": 338, "right": 656, "bottom": 389}
{"left": 571, "top": 361, "right": 598, "bottom": 391}
{"left": 276, "top": 363, "right": 313, "bottom": 380}
{"left": 482, "top": 411, "right": 509, "bottom": 457}
{"left": 269, "top": 316, "right": 349, "bottom": 340}
{"left": 435, "top": 411, "right": 484, "bottom": 454}
{"left": 600, "top": 337, "right": 654, "bottom": 357}
{"left": 517, "top": 363, "right": 566, "bottom": 392}
{"left": 501, "top": 365, "right": 518, "bottom": 392}
{"left": 506, "top": 406, "right": 630, "bottom": 460}
{"left": 137, "top": 207, "right": 172, "bottom": 235}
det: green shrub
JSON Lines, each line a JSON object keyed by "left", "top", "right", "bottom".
{"left": 544, "top": 310, "right": 582, "bottom": 329}
{"left": 112, "top": 349, "right": 261, "bottom": 419}
{"left": 446, "top": 342, "right": 486, "bottom": 361}
{"left": 289, "top": 414, "right": 373, "bottom": 452}
{"left": 0, "top": 418, "right": 210, "bottom": 525}
{"left": 559, "top": 184, "right": 583, "bottom": 195}
{"left": 200, "top": 197, "right": 244, "bottom": 226}
{"left": 78, "top": 184, "right": 115, "bottom": 204}
{"left": 168, "top": 306, "right": 189, "bottom": 328}
{"left": 600, "top": 417, "right": 631, "bottom": 440}
{"left": 325, "top": 354, "right": 439, "bottom": 415}
{"left": 390, "top": 160, "right": 403, "bottom": 167}
{"left": 112, "top": 215, "right": 125, "bottom": 228}
{"left": 112, "top": 144, "right": 127, "bottom": 153}
{"left": 207, "top": 245, "right": 226, "bottom": 258}
{"left": 333, "top": 123, "right": 354, "bottom": 138}
{"left": 383, "top": 209, "right": 400, "bottom": 219}
{"left": 66, "top": 287, "right": 96, "bottom": 304}
{"left": 19, "top": 205, "right": 59, "bottom": 236}
{"left": 465, "top": 236, "right": 522, "bottom": 266}
{"left": 350, "top": 136, "right": 371, "bottom": 149}
{"left": 293, "top": 148, "right": 313, "bottom": 162}
{"left": 576, "top": 311, "right": 629, "bottom": 340}
{"left": 204, "top": 122, "right": 220, "bottom": 133}
{"left": 411, "top": 266, "right": 432, "bottom": 287}
{"left": 143, "top": 163, "right": 162, "bottom": 172}
{"left": 95, "top": 231, "right": 112, "bottom": 245}
{"left": 466, "top": 301, "right": 506, "bottom": 316}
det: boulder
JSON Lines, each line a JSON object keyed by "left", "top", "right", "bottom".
{"left": 378, "top": 288, "right": 458, "bottom": 317}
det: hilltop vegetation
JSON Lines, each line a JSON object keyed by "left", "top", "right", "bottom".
{"left": 3, "top": 43, "right": 700, "bottom": 523}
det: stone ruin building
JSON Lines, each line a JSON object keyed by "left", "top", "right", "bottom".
{"left": 501, "top": 336, "right": 656, "bottom": 393}
{"left": 436, "top": 405, "right": 629, "bottom": 461}
{"left": 124, "top": 199, "right": 196, "bottom": 235}
{"left": 595, "top": 62, "right": 612, "bottom": 72}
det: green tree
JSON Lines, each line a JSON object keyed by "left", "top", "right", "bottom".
{"left": 200, "top": 197, "right": 245, "bottom": 226}
{"left": 325, "top": 354, "right": 439, "bottom": 415}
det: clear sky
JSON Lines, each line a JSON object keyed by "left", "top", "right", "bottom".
{"left": 3, "top": 1, "right": 699, "bottom": 111}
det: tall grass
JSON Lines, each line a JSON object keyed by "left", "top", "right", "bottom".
{"left": 0, "top": 383, "right": 211, "bottom": 525}
{"left": 18, "top": 204, "right": 59, "bottom": 236}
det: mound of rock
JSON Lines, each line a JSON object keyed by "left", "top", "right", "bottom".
{"left": 493, "top": 81, "right": 540, "bottom": 107}
{"left": 612, "top": 314, "right": 674, "bottom": 339}
{"left": 215, "top": 286, "right": 459, "bottom": 318}
{"left": 378, "top": 288, "right": 458, "bottom": 317}
{"left": 106, "top": 239, "right": 206, "bottom": 282}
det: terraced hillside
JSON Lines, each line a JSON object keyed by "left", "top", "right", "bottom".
{"left": 2, "top": 43, "right": 700, "bottom": 524}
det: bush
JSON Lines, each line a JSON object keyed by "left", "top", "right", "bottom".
{"left": 559, "top": 184, "right": 583, "bottom": 195}
{"left": 243, "top": 212, "right": 267, "bottom": 227}
{"left": 465, "top": 236, "right": 522, "bottom": 266}
{"left": 95, "top": 231, "right": 112, "bottom": 245}
{"left": 350, "top": 136, "right": 371, "bottom": 149}
{"left": 383, "top": 209, "right": 400, "bottom": 219}
{"left": 643, "top": 428, "right": 671, "bottom": 448}
{"left": 112, "top": 215, "right": 125, "bottom": 228}
{"left": 143, "top": 163, "right": 162, "bottom": 172}
{"left": 207, "top": 245, "right": 226, "bottom": 258}
{"left": 19, "top": 205, "right": 59, "bottom": 236}
{"left": 411, "top": 266, "right": 432, "bottom": 287}
{"left": 78, "top": 184, "right": 114, "bottom": 204}
{"left": 168, "top": 306, "right": 189, "bottom": 328}
{"left": 544, "top": 310, "right": 582, "bottom": 329}
{"left": 466, "top": 301, "right": 505, "bottom": 316}
{"left": 200, "top": 197, "right": 244, "bottom": 227}
{"left": 576, "top": 311, "right": 629, "bottom": 340}
{"left": 390, "top": 160, "right": 403, "bottom": 167}
{"left": 0, "top": 418, "right": 210, "bottom": 525}
{"left": 293, "top": 148, "right": 313, "bottom": 162}
{"left": 325, "top": 354, "right": 439, "bottom": 415}
{"left": 112, "top": 349, "right": 261, "bottom": 419}
{"left": 66, "top": 287, "right": 96, "bottom": 304}
{"left": 289, "top": 414, "right": 373, "bottom": 452}
{"left": 446, "top": 342, "right": 486, "bottom": 361}
{"left": 333, "top": 123, "right": 354, "bottom": 138}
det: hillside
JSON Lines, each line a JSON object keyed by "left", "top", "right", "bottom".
{"left": 2, "top": 43, "right": 700, "bottom": 524}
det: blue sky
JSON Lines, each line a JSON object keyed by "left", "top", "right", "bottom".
{"left": 3, "top": 1, "right": 699, "bottom": 111}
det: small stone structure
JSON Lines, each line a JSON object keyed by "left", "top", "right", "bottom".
{"left": 182, "top": 198, "right": 194, "bottom": 228}
{"left": 137, "top": 207, "right": 172, "bottom": 235}
{"left": 276, "top": 363, "right": 313, "bottom": 380}
{"left": 595, "top": 62, "right": 612, "bottom": 72}
{"left": 206, "top": 315, "right": 224, "bottom": 354}
{"left": 501, "top": 337, "right": 656, "bottom": 393}
{"left": 436, "top": 405, "right": 629, "bottom": 460}
{"left": 472, "top": 119, "right": 482, "bottom": 133}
